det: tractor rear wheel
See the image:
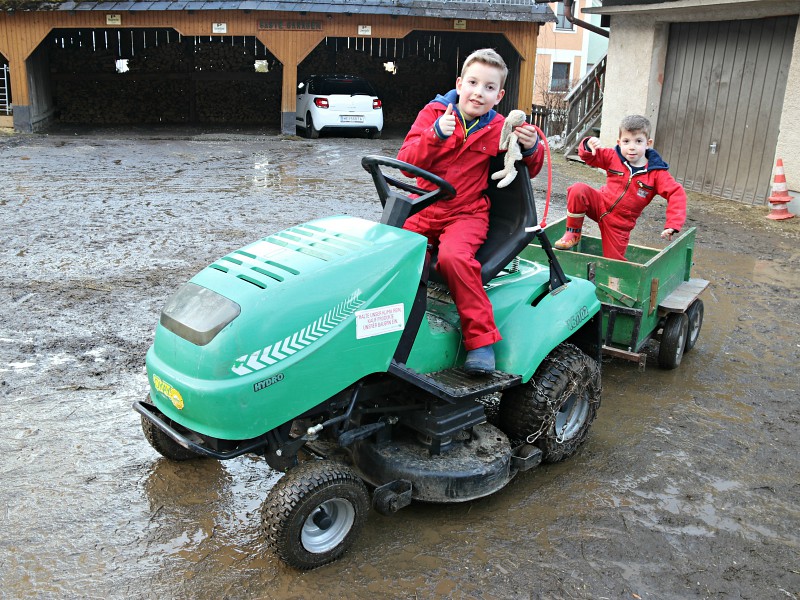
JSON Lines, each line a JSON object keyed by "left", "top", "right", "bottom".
{"left": 658, "top": 312, "right": 689, "bottom": 369}
{"left": 262, "top": 460, "right": 369, "bottom": 570}
{"left": 498, "top": 344, "right": 601, "bottom": 463}
{"left": 141, "top": 416, "right": 202, "bottom": 461}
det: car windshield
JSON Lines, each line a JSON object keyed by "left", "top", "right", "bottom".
{"left": 313, "top": 79, "right": 376, "bottom": 96}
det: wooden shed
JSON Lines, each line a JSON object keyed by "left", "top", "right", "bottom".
{"left": 0, "top": 0, "right": 555, "bottom": 133}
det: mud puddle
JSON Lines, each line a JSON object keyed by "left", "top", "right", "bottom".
{"left": 0, "top": 128, "right": 798, "bottom": 600}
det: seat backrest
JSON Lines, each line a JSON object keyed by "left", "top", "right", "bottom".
{"left": 430, "top": 155, "right": 538, "bottom": 285}
{"left": 475, "top": 156, "right": 538, "bottom": 283}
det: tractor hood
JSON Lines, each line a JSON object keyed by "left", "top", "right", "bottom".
{"left": 146, "top": 215, "right": 428, "bottom": 440}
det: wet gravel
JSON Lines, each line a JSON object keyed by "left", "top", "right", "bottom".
{"left": 1, "top": 125, "right": 798, "bottom": 600}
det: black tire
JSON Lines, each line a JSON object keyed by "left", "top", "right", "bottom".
{"left": 498, "top": 343, "right": 601, "bottom": 463}
{"left": 141, "top": 415, "right": 202, "bottom": 461}
{"left": 306, "top": 113, "right": 319, "bottom": 139}
{"left": 684, "top": 299, "right": 704, "bottom": 353}
{"left": 262, "top": 460, "right": 369, "bottom": 570}
{"left": 368, "top": 128, "right": 382, "bottom": 139}
{"left": 658, "top": 312, "right": 689, "bottom": 369}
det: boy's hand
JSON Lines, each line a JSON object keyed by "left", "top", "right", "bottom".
{"left": 437, "top": 104, "right": 457, "bottom": 137}
{"left": 661, "top": 228, "right": 676, "bottom": 241}
{"left": 515, "top": 123, "right": 539, "bottom": 150}
{"left": 586, "top": 137, "right": 602, "bottom": 155}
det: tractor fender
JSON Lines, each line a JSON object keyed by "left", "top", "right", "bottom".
{"left": 494, "top": 277, "right": 601, "bottom": 382}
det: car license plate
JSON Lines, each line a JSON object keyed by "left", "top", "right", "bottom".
{"left": 340, "top": 115, "right": 364, "bottom": 123}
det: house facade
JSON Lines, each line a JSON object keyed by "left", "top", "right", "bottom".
{"left": 586, "top": 0, "right": 800, "bottom": 206}
{"left": 534, "top": 0, "right": 608, "bottom": 105}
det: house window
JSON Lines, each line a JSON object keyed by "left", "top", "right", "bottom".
{"left": 555, "top": 2, "right": 574, "bottom": 31}
{"left": 551, "top": 62, "right": 571, "bottom": 92}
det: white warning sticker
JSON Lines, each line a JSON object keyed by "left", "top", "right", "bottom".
{"left": 355, "top": 304, "right": 405, "bottom": 339}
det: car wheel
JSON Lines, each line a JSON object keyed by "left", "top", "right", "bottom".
{"left": 306, "top": 113, "right": 319, "bottom": 139}
{"left": 684, "top": 299, "right": 704, "bottom": 353}
{"left": 498, "top": 343, "right": 601, "bottom": 463}
{"left": 262, "top": 460, "right": 369, "bottom": 570}
{"left": 368, "top": 129, "right": 382, "bottom": 139}
{"left": 658, "top": 312, "right": 689, "bottom": 369}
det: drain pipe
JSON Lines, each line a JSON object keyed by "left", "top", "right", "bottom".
{"left": 564, "top": 0, "right": 609, "bottom": 38}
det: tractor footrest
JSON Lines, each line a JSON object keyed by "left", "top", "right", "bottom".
{"left": 389, "top": 361, "right": 522, "bottom": 403}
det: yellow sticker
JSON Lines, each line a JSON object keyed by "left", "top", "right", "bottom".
{"left": 153, "top": 374, "right": 184, "bottom": 410}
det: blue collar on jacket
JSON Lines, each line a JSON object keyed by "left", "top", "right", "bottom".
{"left": 615, "top": 145, "right": 670, "bottom": 172}
{"left": 431, "top": 90, "right": 497, "bottom": 132}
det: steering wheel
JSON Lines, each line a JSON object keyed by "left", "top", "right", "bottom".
{"left": 361, "top": 156, "right": 456, "bottom": 215}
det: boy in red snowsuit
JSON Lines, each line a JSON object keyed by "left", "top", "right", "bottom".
{"left": 555, "top": 114, "right": 687, "bottom": 261}
{"left": 397, "top": 48, "right": 544, "bottom": 375}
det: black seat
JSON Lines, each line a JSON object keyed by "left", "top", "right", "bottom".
{"left": 430, "top": 155, "right": 538, "bottom": 285}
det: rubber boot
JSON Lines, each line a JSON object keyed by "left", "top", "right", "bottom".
{"left": 555, "top": 214, "right": 584, "bottom": 250}
{"left": 464, "top": 345, "right": 495, "bottom": 376}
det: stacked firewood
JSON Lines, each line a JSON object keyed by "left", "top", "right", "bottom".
{"left": 126, "top": 42, "right": 190, "bottom": 72}
{"left": 49, "top": 46, "right": 117, "bottom": 74}
{"left": 194, "top": 41, "right": 259, "bottom": 72}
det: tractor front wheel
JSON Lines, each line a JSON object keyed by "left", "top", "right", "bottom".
{"left": 262, "top": 460, "right": 369, "bottom": 570}
{"left": 498, "top": 343, "right": 601, "bottom": 463}
{"left": 141, "top": 416, "right": 203, "bottom": 461}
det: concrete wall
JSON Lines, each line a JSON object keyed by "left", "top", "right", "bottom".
{"left": 775, "top": 20, "right": 800, "bottom": 199}
{"left": 599, "top": 16, "right": 666, "bottom": 144}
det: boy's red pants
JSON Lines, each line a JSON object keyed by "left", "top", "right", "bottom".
{"left": 567, "top": 182, "right": 632, "bottom": 261}
{"left": 404, "top": 210, "right": 501, "bottom": 351}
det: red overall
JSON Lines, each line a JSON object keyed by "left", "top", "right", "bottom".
{"left": 397, "top": 93, "right": 544, "bottom": 350}
{"left": 569, "top": 138, "right": 687, "bottom": 261}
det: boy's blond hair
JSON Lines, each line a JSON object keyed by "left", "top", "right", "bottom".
{"left": 461, "top": 48, "right": 508, "bottom": 88}
{"left": 619, "top": 114, "right": 651, "bottom": 138}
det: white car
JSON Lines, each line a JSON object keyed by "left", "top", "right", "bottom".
{"left": 296, "top": 75, "right": 384, "bottom": 139}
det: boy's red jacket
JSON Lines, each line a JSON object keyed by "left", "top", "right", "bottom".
{"left": 578, "top": 138, "right": 686, "bottom": 232}
{"left": 397, "top": 93, "right": 544, "bottom": 217}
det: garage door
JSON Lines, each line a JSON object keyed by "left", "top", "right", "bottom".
{"left": 656, "top": 16, "right": 798, "bottom": 205}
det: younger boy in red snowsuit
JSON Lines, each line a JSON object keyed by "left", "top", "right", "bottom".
{"left": 555, "top": 114, "right": 687, "bottom": 261}
{"left": 397, "top": 48, "right": 544, "bottom": 375}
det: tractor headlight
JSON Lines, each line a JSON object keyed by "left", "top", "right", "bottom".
{"left": 160, "top": 282, "right": 241, "bottom": 346}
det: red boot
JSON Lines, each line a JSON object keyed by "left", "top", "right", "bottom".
{"left": 555, "top": 214, "right": 584, "bottom": 250}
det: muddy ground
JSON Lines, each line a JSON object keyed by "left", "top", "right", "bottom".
{"left": 0, "top": 125, "right": 798, "bottom": 600}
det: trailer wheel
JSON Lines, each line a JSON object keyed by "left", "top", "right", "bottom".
{"left": 658, "top": 312, "right": 689, "bottom": 369}
{"left": 262, "top": 460, "right": 369, "bottom": 570}
{"left": 498, "top": 344, "right": 601, "bottom": 463}
{"left": 684, "top": 299, "right": 704, "bottom": 352}
{"left": 141, "top": 416, "right": 202, "bottom": 461}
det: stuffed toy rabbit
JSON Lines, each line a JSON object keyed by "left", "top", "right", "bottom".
{"left": 491, "top": 109, "right": 527, "bottom": 188}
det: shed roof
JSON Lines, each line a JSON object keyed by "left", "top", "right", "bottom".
{"left": 45, "top": 0, "right": 555, "bottom": 22}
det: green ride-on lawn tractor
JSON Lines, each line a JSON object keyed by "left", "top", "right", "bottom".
{"left": 134, "top": 154, "right": 604, "bottom": 570}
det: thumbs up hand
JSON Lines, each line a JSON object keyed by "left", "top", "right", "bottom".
{"left": 437, "top": 104, "right": 457, "bottom": 138}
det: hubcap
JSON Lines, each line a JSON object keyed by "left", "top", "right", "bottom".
{"left": 555, "top": 391, "right": 590, "bottom": 442}
{"left": 301, "top": 498, "right": 355, "bottom": 554}
{"left": 689, "top": 313, "right": 701, "bottom": 342}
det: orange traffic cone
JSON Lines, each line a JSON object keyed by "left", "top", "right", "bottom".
{"left": 766, "top": 159, "right": 795, "bottom": 220}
